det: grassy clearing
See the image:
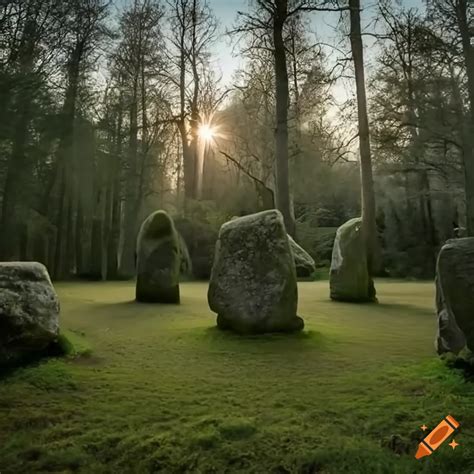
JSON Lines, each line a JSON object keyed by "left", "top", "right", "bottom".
{"left": 1, "top": 281, "right": 473, "bottom": 473}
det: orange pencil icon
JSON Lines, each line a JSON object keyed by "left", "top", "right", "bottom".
{"left": 415, "top": 415, "right": 460, "bottom": 459}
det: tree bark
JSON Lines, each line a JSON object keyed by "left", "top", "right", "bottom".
{"left": 106, "top": 103, "right": 123, "bottom": 280}
{"left": 178, "top": 15, "right": 195, "bottom": 201}
{"left": 53, "top": 42, "right": 82, "bottom": 279}
{"left": 349, "top": 0, "right": 378, "bottom": 274}
{"left": 90, "top": 186, "right": 105, "bottom": 281}
{"left": 273, "top": 0, "right": 295, "bottom": 236}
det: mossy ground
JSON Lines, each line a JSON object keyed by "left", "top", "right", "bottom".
{"left": 1, "top": 281, "right": 474, "bottom": 473}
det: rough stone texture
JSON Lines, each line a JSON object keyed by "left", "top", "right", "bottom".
{"left": 136, "top": 211, "right": 180, "bottom": 304}
{"left": 0, "top": 262, "right": 60, "bottom": 365}
{"left": 435, "top": 238, "right": 474, "bottom": 354}
{"left": 289, "top": 236, "right": 316, "bottom": 278}
{"left": 208, "top": 210, "right": 304, "bottom": 334}
{"left": 329, "top": 217, "right": 376, "bottom": 302}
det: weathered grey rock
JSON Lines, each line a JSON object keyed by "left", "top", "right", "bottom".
{"left": 329, "top": 217, "right": 376, "bottom": 302}
{"left": 0, "top": 262, "right": 60, "bottom": 365}
{"left": 136, "top": 211, "right": 180, "bottom": 303}
{"left": 436, "top": 238, "right": 474, "bottom": 354}
{"left": 234, "top": 216, "right": 316, "bottom": 278}
{"left": 208, "top": 210, "right": 303, "bottom": 334}
{"left": 289, "top": 236, "right": 316, "bottom": 278}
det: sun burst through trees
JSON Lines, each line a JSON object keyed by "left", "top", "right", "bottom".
{"left": 198, "top": 123, "right": 216, "bottom": 143}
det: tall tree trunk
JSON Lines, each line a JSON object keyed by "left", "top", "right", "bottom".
{"left": 119, "top": 78, "right": 139, "bottom": 278}
{"left": 179, "top": 123, "right": 195, "bottom": 199}
{"left": 90, "top": 186, "right": 105, "bottom": 280}
{"left": 106, "top": 174, "right": 121, "bottom": 279}
{"left": 405, "top": 65, "right": 437, "bottom": 257}
{"left": 75, "top": 197, "right": 84, "bottom": 275}
{"left": 349, "top": 0, "right": 378, "bottom": 274}
{"left": 273, "top": 1, "right": 295, "bottom": 236}
{"left": 106, "top": 110, "right": 123, "bottom": 280}
{"left": 53, "top": 166, "right": 68, "bottom": 279}
{"left": 178, "top": 19, "right": 195, "bottom": 200}
{"left": 190, "top": 0, "right": 202, "bottom": 200}
{"left": 53, "top": 43, "right": 82, "bottom": 278}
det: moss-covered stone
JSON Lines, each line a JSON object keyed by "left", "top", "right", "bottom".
{"left": 136, "top": 211, "right": 180, "bottom": 304}
{"left": 0, "top": 262, "right": 60, "bottom": 366}
{"left": 289, "top": 235, "right": 316, "bottom": 279}
{"left": 208, "top": 210, "right": 303, "bottom": 334}
{"left": 329, "top": 218, "right": 376, "bottom": 302}
{"left": 436, "top": 237, "right": 474, "bottom": 354}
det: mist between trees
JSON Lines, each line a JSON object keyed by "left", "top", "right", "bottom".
{"left": 0, "top": 0, "right": 473, "bottom": 281}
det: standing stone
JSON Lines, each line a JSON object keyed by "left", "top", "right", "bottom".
{"left": 330, "top": 217, "right": 376, "bottom": 302}
{"left": 436, "top": 238, "right": 474, "bottom": 354}
{"left": 208, "top": 210, "right": 304, "bottom": 334}
{"left": 0, "top": 262, "right": 60, "bottom": 365}
{"left": 136, "top": 211, "right": 180, "bottom": 303}
{"left": 234, "top": 216, "right": 316, "bottom": 278}
{"left": 289, "top": 236, "right": 316, "bottom": 278}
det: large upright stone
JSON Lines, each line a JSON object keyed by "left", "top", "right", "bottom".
{"left": 0, "top": 262, "right": 60, "bottom": 365}
{"left": 289, "top": 236, "right": 316, "bottom": 278}
{"left": 436, "top": 238, "right": 474, "bottom": 354}
{"left": 330, "top": 217, "right": 376, "bottom": 302}
{"left": 208, "top": 210, "right": 303, "bottom": 334}
{"left": 136, "top": 211, "right": 180, "bottom": 303}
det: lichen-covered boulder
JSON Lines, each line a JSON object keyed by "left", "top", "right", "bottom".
{"left": 435, "top": 238, "right": 474, "bottom": 354}
{"left": 330, "top": 217, "right": 376, "bottom": 302}
{"left": 208, "top": 210, "right": 304, "bottom": 334}
{"left": 0, "top": 262, "right": 60, "bottom": 365}
{"left": 136, "top": 211, "right": 180, "bottom": 303}
{"left": 289, "top": 236, "right": 316, "bottom": 278}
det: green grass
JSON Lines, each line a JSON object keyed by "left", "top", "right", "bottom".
{"left": 1, "top": 281, "right": 474, "bottom": 473}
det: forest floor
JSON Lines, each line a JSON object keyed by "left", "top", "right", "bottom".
{"left": 1, "top": 281, "right": 474, "bottom": 474}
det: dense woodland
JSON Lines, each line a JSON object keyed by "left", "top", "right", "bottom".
{"left": 0, "top": 0, "right": 473, "bottom": 281}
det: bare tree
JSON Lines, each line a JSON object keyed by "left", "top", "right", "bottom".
{"left": 349, "top": 0, "right": 378, "bottom": 281}
{"left": 53, "top": 0, "right": 110, "bottom": 279}
{"left": 234, "top": 0, "right": 346, "bottom": 235}
{"left": 427, "top": 0, "right": 474, "bottom": 234}
{"left": 114, "top": 0, "right": 165, "bottom": 277}
{"left": 167, "top": 0, "right": 217, "bottom": 201}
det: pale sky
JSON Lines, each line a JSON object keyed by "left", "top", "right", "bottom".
{"left": 115, "top": 0, "right": 424, "bottom": 90}
{"left": 206, "top": 0, "right": 424, "bottom": 87}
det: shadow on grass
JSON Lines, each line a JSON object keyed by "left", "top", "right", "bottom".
{"left": 374, "top": 302, "right": 434, "bottom": 317}
{"left": 0, "top": 331, "right": 92, "bottom": 381}
{"left": 199, "top": 326, "right": 327, "bottom": 353}
{"left": 449, "top": 358, "right": 474, "bottom": 382}
{"left": 88, "top": 299, "right": 182, "bottom": 319}
{"left": 0, "top": 341, "right": 68, "bottom": 381}
{"left": 329, "top": 300, "right": 434, "bottom": 319}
